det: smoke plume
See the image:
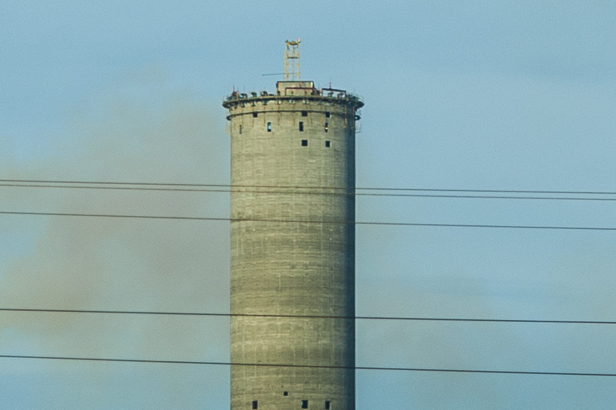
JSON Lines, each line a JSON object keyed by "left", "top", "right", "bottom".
{"left": 0, "top": 69, "right": 230, "bottom": 408}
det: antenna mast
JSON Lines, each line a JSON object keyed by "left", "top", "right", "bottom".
{"left": 284, "top": 39, "right": 301, "bottom": 81}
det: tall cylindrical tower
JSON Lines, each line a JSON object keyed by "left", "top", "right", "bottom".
{"left": 224, "top": 76, "right": 363, "bottom": 410}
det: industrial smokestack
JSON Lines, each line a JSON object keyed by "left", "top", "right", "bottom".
{"left": 223, "top": 42, "right": 364, "bottom": 410}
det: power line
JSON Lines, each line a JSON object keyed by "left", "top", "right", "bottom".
{"left": 3, "top": 178, "right": 616, "bottom": 194}
{"left": 2, "top": 210, "right": 616, "bottom": 232}
{"left": 0, "top": 183, "right": 232, "bottom": 194}
{"left": 1, "top": 354, "right": 614, "bottom": 377}
{"left": 2, "top": 179, "right": 616, "bottom": 201}
{"left": 3, "top": 182, "right": 616, "bottom": 202}
{"left": 1, "top": 307, "right": 614, "bottom": 325}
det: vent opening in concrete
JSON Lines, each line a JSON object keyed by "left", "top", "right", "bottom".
{"left": 325, "top": 401, "right": 331, "bottom": 409}
{"left": 252, "top": 400, "right": 258, "bottom": 409}
{"left": 324, "top": 122, "right": 329, "bottom": 132}
{"left": 301, "top": 400, "right": 309, "bottom": 408}
{"left": 325, "top": 111, "right": 330, "bottom": 118}
{"left": 325, "top": 140, "right": 330, "bottom": 148}
{"left": 283, "top": 392, "right": 289, "bottom": 396}
{"left": 267, "top": 122, "right": 272, "bottom": 132}
{"left": 301, "top": 139, "right": 308, "bottom": 146}
{"left": 301, "top": 110, "right": 308, "bottom": 117}
{"left": 299, "top": 122, "right": 304, "bottom": 131}
{"left": 252, "top": 112, "right": 258, "bottom": 118}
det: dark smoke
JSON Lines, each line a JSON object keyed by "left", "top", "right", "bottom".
{"left": 0, "top": 68, "right": 230, "bottom": 408}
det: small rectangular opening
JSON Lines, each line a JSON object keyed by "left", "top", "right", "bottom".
{"left": 252, "top": 112, "right": 258, "bottom": 118}
{"left": 252, "top": 400, "right": 258, "bottom": 409}
{"left": 325, "top": 112, "right": 330, "bottom": 118}
{"left": 267, "top": 122, "right": 272, "bottom": 132}
{"left": 301, "top": 111, "right": 308, "bottom": 117}
{"left": 299, "top": 122, "right": 304, "bottom": 132}
{"left": 325, "top": 401, "right": 330, "bottom": 409}
{"left": 301, "top": 139, "right": 308, "bottom": 146}
{"left": 283, "top": 391, "right": 288, "bottom": 396}
{"left": 325, "top": 140, "right": 330, "bottom": 148}
{"left": 324, "top": 122, "right": 328, "bottom": 133}
{"left": 301, "top": 400, "right": 309, "bottom": 409}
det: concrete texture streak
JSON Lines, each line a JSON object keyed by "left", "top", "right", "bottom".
{"left": 224, "top": 82, "right": 363, "bottom": 410}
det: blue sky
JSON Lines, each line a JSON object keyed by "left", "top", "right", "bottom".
{"left": 1, "top": 1, "right": 616, "bottom": 409}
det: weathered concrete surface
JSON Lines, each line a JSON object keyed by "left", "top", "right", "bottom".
{"left": 224, "top": 84, "right": 363, "bottom": 410}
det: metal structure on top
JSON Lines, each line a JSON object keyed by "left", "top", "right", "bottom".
{"left": 284, "top": 39, "right": 301, "bottom": 81}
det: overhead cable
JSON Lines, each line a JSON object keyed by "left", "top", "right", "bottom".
{"left": 1, "top": 307, "right": 614, "bottom": 325}
{"left": 3, "top": 183, "right": 616, "bottom": 201}
{"left": 1, "top": 354, "right": 614, "bottom": 377}
{"left": 1, "top": 179, "right": 616, "bottom": 201}
{"left": 1, "top": 210, "right": 616, "bottom": 232}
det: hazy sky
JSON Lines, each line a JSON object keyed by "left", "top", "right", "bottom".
{"left": 1, "top": 1, "right": 616, "bottom": 409}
